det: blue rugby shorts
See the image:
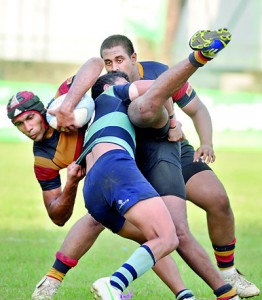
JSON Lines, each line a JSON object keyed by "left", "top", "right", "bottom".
{"left": 83, "top": 149, "right": 159, "bottom": 233}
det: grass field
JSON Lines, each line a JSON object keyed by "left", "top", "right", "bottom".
{"left": 0, "top": 142, "right": 261, "bottom": 300}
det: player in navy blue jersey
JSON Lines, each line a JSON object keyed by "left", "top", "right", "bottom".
{"left": 98, "top": 33, "right": 259, "bottom": 298}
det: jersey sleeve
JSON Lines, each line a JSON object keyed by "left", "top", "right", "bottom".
{"left": 172, "top": 82, "right": 196, "bottom": 108}
{"left": 46, "top": 76, "right": 76, "bottom": 108}
{"left": 54, "top": 76, "right": 75, "bottom": 98}
{"left": 113, "top": 84, "right": 132, "bottom": 105}
{"left": 138, "top": 61, "right": 168, "bottom": 79}
{"left": 34, "top": 164, "right": 61, "bottom": 191}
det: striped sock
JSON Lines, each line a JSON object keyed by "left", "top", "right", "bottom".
{"left": 47, "top": 267, "right": 65, "bottom": 282}
{"left": 214, "top": 284, "right": 237, "bottom": 299}
{"left": 110, "top": 245, "right": 155, "bottom": 292}
{"left": 47, "top": 251, "right": 78, "bottom": 281}
{"left": 189, "top": 51, "right": 212, "bottom": 67}
{"left": 213, "top": 238, "right": 236, "bottom": 270}
{"left": 176, "top": 289, "right": 195, "bottom": 300}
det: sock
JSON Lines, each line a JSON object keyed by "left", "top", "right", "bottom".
{"left": 46, "top": 251, "right": 78, "bottom": 281}
{"left": 110, "top": 245, "right": 155, "bottom": 292}
{"left": 214, "top": 284, "right": 237, "bottom": 299}
{"left": 189, "top": 51, "right": 212, "bottom": 67}
{"left": 176, "top": 289, "right": 195, "bottom": 300}
{"left": 213, "top": 238, "right": 236, "bottom": 270}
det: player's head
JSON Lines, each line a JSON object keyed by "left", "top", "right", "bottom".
{"left": 91, "top": 71, "right": 129, "bottom": 100}
{"left": 7, "top": 91, "right": 49, "bottom": 141}
{"left": 100, "top": 34, "right": 138, "bottom": 80}
{"left": 100, "top": 34, "right": 135, "bottom": 57}
{"left": 7, "top": 91, "right": 46, "bottom": 123}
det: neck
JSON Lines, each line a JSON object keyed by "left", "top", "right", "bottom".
{"left": 43, "top": 126, "right": 54, "bottom": 139}
{"left": 129, "top": 63, "right": 140, "bottom": 82}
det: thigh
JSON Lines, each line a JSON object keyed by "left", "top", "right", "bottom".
{"left": 83, "top": 151, "right": 127, "bottom": 233}
{"left": 118, "top": 220, "right": 146, "bottom": 244}
{"left": 136, "top": 138, "right": 185, "bottom": 198}
{"left": 136, "top": 137, "right": 181, "bottom": 172}
{"left": 162, "top": 195, "right": 189, "bottom": 235}
{"left": 186, "top": 169, "right": 228, "bottom": 210}
{"left": 146, "top": 161, "right": 186, "bottom": 198}
{"left": 84, "top": 150, "right": 159, "bottom": 233}
{"left": 124, "top": 197, "right": 176, "bottom": 241}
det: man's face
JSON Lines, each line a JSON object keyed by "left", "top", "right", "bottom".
{"left": 101, "top": 45, "right": 137, "bottom": 80}
{"left": 14, "top": 112, "right": 47, "bottom": 142}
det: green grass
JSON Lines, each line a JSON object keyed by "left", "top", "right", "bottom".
{"left": 0, "top": 142, "right": 261, "bottom": 299}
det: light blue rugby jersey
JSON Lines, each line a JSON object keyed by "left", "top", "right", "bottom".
{"left": 76, "top": 84, "right": 136, "bottom": 164}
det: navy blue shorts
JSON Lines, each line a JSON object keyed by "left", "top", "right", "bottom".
{"left": 83, "top": 149, "right": 159, "bottom": 233}
{"left": 181, "top": 140, "right": 212, "bottom": 184}
{"left": 136, "top": 136, "right": 186, "bottom": 199}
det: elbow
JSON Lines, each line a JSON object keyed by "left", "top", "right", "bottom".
{"left": 49, "top": 214, "right": 70, "bottom": 227}
{"left": 53, "top": 220, "right": 66, "bottom": 227}
{"left": 51, "top": 217, "right": 67, "bottom": 227}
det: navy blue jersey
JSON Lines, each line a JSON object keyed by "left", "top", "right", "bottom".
{"left": 137, "top": 61, "right": 168, "bottom": 79}
{"left": 135, "top": 61, "right": 200, "bottom": 195}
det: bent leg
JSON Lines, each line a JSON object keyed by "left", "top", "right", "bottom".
{"left": 60, "top": 213, "right": 105, "bottom": 259}
{"left": 186, "top": 170, "right": 260, "bottom": 297}
{"left": 107, "top": 197, "right": 179, "bottom": 294}
{"left": 32, "top": 213, "right": 104, "bottom": 299}
{"left": 124, "top": 196, "right": 179, "bottom": 261}
{"left": 128, "top": 58, "right": 198, "bottom": 128}
{"left": 186, "top": 170, "right": 235, "bottom": 246}
{"left": 163, "top": 195, "right": 226, "bottom": 291}
{"left": 118, "top": 219, "right": 186, "bottom": 295}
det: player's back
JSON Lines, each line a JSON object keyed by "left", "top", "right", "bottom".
{"left": 82, "top": 85, "right": 136, "bottom": 159}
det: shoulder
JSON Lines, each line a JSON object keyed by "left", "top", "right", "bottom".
{"left": 138, "top": 61, "right": 168, "bottom": 79}
{"left": 54, "top": 75, "right": 76, "bottom": 99}
{"left": 140, "top": 61, "right": 168, "bottom": 69}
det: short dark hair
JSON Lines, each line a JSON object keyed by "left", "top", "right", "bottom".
{"left": 91, "top": 71, "right": 129, "bottom": 100}
{"left": 100, "top": 34, "right": 135, "bottom": 57}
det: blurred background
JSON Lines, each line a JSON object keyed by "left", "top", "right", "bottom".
{"left": 0, "top": 0, "right": 261, "bottom": 148}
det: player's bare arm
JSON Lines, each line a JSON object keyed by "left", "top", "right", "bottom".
{"left": 181, "top": 95, "right": 215, "bottom": 163}
{"left": 53, "top": 57, "right": 104, "bottom": 132}
{"left": 43, "top": 162, "right": 86, "bottom": 226}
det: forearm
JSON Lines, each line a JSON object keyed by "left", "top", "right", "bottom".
{"left": 63, "top": 57, "right": 104, "bottom": 110}
{"left": 46, "top": 182, "right": 79, "bottom": 226}
{"left": 192, "top": 106, "right": 213, "bottom": 146}
{"left": 182, "top": 95, "right": 213, "bottom": 146}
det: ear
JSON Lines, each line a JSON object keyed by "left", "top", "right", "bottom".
{"left": 103, "top": 84, "right": 110, "bottom": 91}
{"left": 131, "top": 52, "right": 137, "bottom": 64}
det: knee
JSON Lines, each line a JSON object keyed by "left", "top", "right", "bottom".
{"left": 212, "top": 190, "right": 232, "bottom": 214}
{"left": 175, "top": 223, "right": 192, "bottom": 245}
{"left": 84, "top": 214, "right": 105, "bottom": 234}
{"left": 162, "top": 229, "right": 179, "bottom": 254}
